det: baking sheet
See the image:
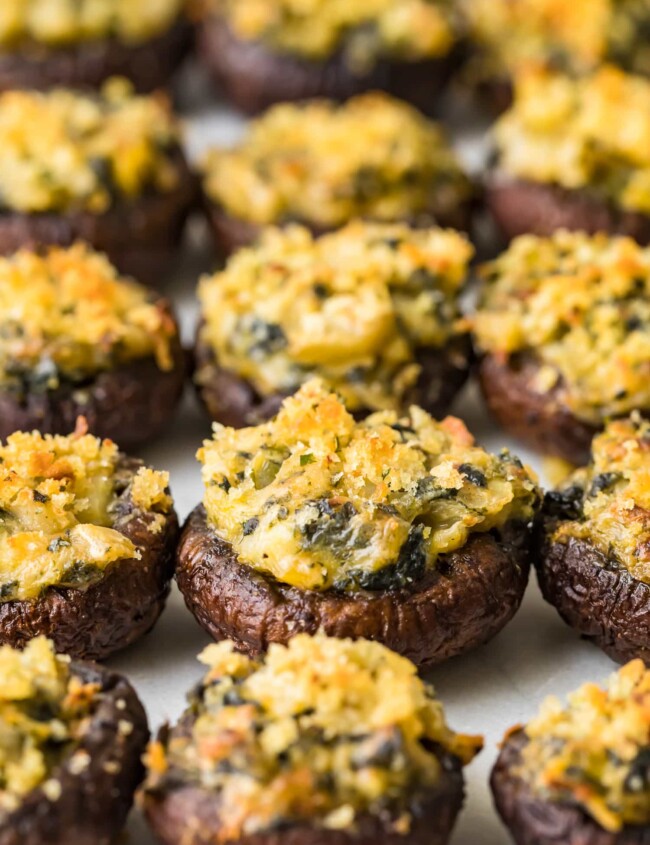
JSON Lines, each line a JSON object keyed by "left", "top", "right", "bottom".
{"left": 113, "top": 66, "right": 614, "bottom": 844}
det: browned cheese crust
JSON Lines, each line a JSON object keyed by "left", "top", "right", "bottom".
{"left": 0, "top": 150, "right": 197, "bottom": 286}
{"left": 0, "top": 458, "right": 179, "bottom": 661}
{"left": 0, "top": 17, "right": 193, "bottom": 94}
{"left": 198, "top": 12, "right": 460, "bottom": 116}
{"left": 491, "top": 730, "right": 650, "bottom": 845}
{"left": 0, "top": 660, "right": 149, "bottom": 845}
{"left": 485, "top": 176, "right": 650, "bottom": 246}
{"left": 478, "top": 353, "right": 598, "bottom": 465}
{"left": 193, "top": 333, "right": 472, "bottom": 429}
{"left": 536, "top": 534, "right": 650, "bottom": 666}
{"left": 0, "top": 301, "right": 187, "bottom": 450}
{"left": 175, "top": 505, "right": 531, "bottom": 668}
{"left": 144, "top": 745, "right": 463, "bottom": 845}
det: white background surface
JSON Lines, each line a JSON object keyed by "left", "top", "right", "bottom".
{"left": 112, "top": 66, "right": 615, "bottom": 844}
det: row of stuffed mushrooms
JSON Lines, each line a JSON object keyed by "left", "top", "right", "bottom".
{"left": 3, "top": 0, "right": 650, "bottom": 120}
{"left": 0, "top": 632, "right": 647, "bottom": 845}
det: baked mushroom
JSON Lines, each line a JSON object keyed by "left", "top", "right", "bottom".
{"left": 536, "top": 416, "right": 650, "bottom": 664}
{"left": 0, "top": 243, "right": 185, "bottom": 448}
{"left": 200, "top": 93, "right": 475, "bottom": 255}
{"left": 196, "top": 0, "right": 463, "bottom": 114}
{"left": 194, "top": 220, "right": 474, "bottom": 428}
{"left": 471, "top": 230, "right": 650, "bottom": 463}
{"left": 0, "top": 635, "right": 149, "bottom": 845}
{"left": 0, "top": 424, "right": 179, "bottom": 660}
{"left": 0, "top": 0, "right": 192, "bottom": 94}
{"left": 0, "top": 82, "right": 195, "bottom": 285}
{"left": 485, "top": 66, "right": 650, "bottom": 244}
{"left": 461, "top": 0, "right": 650, "bottom": 114}
{"left": 142, "top": 633, "right": 483, "bottom": 845}
{"left": 492, "top": 659, "right": 650, "bottom": 844}
{"left": 176, "top": 378, "right": 541, "bottom": 666}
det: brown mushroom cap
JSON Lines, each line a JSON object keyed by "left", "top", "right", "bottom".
{"left": 197, "top": 12, "right": 460, "bottom": 116}
{"left": 0, "top": 458, "right": 179, "bottom": 661}
{"left": 478, "top": 353, "right": 598, "bottom": 464}
{"left": 491, "top": 729, "right": 650, "bottom": 845}
{"left": 175, "top": 505, "right": 531, "bottom": 667}
{"left": 0, "top": 16, "right": 193, "bottom": 94}
{"left": 536, "top": 533, "right": 650, "bottom": 665}
{"left": 0, "top": 660, "right": 149, "bottom": 845}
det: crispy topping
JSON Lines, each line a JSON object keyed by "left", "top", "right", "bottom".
{"left": 520, "top": 660, "right": 650, "bottom": 832}
{"left": 198, "top": 221, "right": 473, "bottom": 412}
{"left": 0, "top": 637, "right": 99, "bottom": 814}
{"left": 0, "top": 81, "right": 181, "bottom": 214}
{"left": 198, "top": 379, "right": 540, "bottom": 591}
{"left": 145, "top": 634, "right": 482, "bottom": 837}
{"left": 209, "top": 0, "right": 456, "bottom": 61}
{"left": 546, "top": 415, "right": 650, "bottom": 584}
{"left": 0, "top": 0, "right": 184, "bottom": 46}
{"left": 472, "top": 231, "right": 650, "bottom": 424}
{"left": 0, "top": 428, "right": 172, "bottom": 601}
{"left": 464, "top": 0, "right": 650, "bottom": 78}
{"left": 202, "top": 93, "right": 472, "bottom": 228}
{"left": 0, "top": 245, "right": 176, "bottom": 389}
{"left": 494, "top": 66, "right": 650, "bottom": 214}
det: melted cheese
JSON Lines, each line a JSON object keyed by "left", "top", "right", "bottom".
{"left": 146, "top": 634, "right": 482, "bottom": 837}
{"left": 521, "top": 660, "right": 650, "bottom": 832}
{"left": 550, "top": 416, "right": 650, "bottom": 584}
{"left": 202, "top": 93, "right": 472, "bottom": 228}
{"left": 472, "top": 230, "right": 650, "bottom": 424}
{"left": 0, "top": 0, "right": 184, "bottom": 46}
{"left": 0, "top": 244, "right": 176, "bottom": 389}
{"left": 0, "top": 81, "right": 181, "bottom": 214}
{"left": 198, "top": 379, "right": 540, "bottom": 591}
{"left": 0, "top": 427, "right": 171, "bottom": 600}
{"left": 464, "top": 0, "right": 650, "bottom": 78}
{"left": 198, "top": 221, "right": 473, "bottom": 412}
{"left": 210, "top": 0, "right": 455, "bottom": 61}
{"left": 494, "top": 66, "right": 650, "bottom": 214}
{"left": 0, "top": 637, "right": 99, "bottom": 814}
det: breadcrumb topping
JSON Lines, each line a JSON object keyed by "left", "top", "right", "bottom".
{"left": 464, "top": 0, "right": 650, "bottom": 79}
{"left": 198, "top": 379, "right": 540, "bottom": 591}
{"left": 0, "top": 81, "right": 181, "bottom": 214}
{"left": 472, "top": 230, "right": 650, "bottom": 424}
{"left": 0, "top": 428, "right": 171, "bottom": 600}
{"left": 0, "top": 0, "right": 184, "bottom": 46}
{"left": 494, "top": 66, "right": 650, "bottom": 215}
{"left": 0, "top": 244, "right": 176, "bottom": 390}
{"left": 520, "top": 660, "right": 650, "bottom": 831}
{"left": 145, "top": 634, "right": 482, "bottom": 837}
{"left": 0, "top": 637, "right": 99, "bottom": 814}
{"left": 209, "top": 0, "right": 456, "bottom": 62}
{"left": 202, "top": 93, "right": 472, "bottom": 228}
{"left": 547, "top": 415, "right": 650, "bottom": 584}
{"left": 198, "top": 221, "right": 473, "bottom": 413}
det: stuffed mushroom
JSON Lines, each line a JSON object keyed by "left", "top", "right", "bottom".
{"left": 486, "top": 66, "right": 650, "bottom": 244}
{"left": 536, "top": 416, "right": 650, "bottom": 664}
{"left": 462, "top": 0, "right": 650, "bottom": 114}
{"left": 142, "top": 633, "right": 483, "bottom": 845}
{"left": 196, "top": 0, "right": 463, "bottom": 114}
{"left": 194, "top": 221, "right": 474, "bottom": 428}
{"left": 0, "top": 423, "right": 178, "bottom": 659}
{"left": 0, "top": 243, "right": 185, "bottom": 448}
{"left": 0, "top": 0, "right": 192, "bottom": 93}
{"left": 200, "top": 93, "right": 474, "bottom": 255}
{"left": 0, "top": 82, "right": 195, "bottom": 284}
{"left": 177, "top": 378, "right": 541, "bottom": 666}
{"left": 0, "top": 636, "right": 149, "bottom": 845}
{"left": 492, "top": 659, "right": 650, "bottom": 844}
{"left": 471, "top": 230, "right": 650, "bottom": 463}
